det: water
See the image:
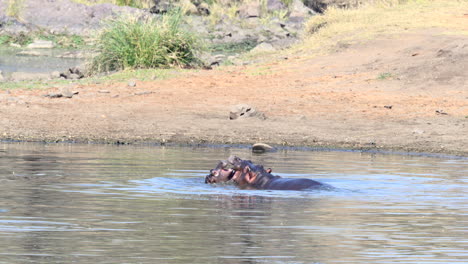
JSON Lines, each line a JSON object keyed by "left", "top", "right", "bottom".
{"left": 0, "top": 143, "right": 466, "bottom": 263}
{"left": 0, "top": 48, "right": 83, "bottom": 75}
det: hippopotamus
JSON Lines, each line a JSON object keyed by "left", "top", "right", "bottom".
{"left": 205, "top": 155, "right": 328, "bottom": 190}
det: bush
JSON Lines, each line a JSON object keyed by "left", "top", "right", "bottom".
{"left": 90, "top": 9, "right": 202, "bottom": 73}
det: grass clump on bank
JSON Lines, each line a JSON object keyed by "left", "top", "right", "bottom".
{"left": 72, "top": 0, "right": 152, "bottom": 8}
{"left": 90, "top": 10, "right": 202, "bottom": 73}
{"left": 300, "top": 0, "right": 468, "bottom": 53}
{"left": 6, "top": 0, "right": 25, "bottom": 19}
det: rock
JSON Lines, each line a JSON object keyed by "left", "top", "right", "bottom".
{"left": 266, "top": 0, "right": 286, "bottom": 12}
{"left": 27, "top": 39, "right": 55, "bottom": 49}
{"left": 9, "top": 43, "right": 21, "bottom": 48}
{"left": 68, "top": 73, "right": 81, "bottom": 80}
{"left": 61, "top": 87, "right": 74, "bottom": 98}
{"left": 0, "top": 70, "right": 4, "bottom": 82}
{"left": 180, "top": 0, "right": 198, "bottom": 15}
{"left": 134, "top": 91, "right": 153, "bottom": 96}
{"left": 435, "top": 110, "right": 448, "bottom": 115}
{"left": 17, "top": 50, "right": 42, "bottom": 56}
{"left": 44, "top": 93, "right": 63, "bottom": 98}
{"left": 229, "top": 104, "right": 266, "bottom": 120}
{"left": 250, "top": 42, "right": 276, "bottom": 54}
{"left": 252, "top": 143, "right": 276, "bottom": 153}
{"left": 303, "top": 0, "right": 359, "bottom": 13}
{"left": 43, "top": 88, "right": 78, "bottom": 98}
{"left": 0, "top": 16, "right": 34, "bottom": 35}
{"left": 290, "top": 0, "right": 316, "bottom": 18}
{"left": 50, "top": 71, "right": 61, "bottom": 79}
{"left": 128, "top": 80, "right": 137, "bottom": 87}
{"left": 1, "top": 0, "right": 146, "bottom": 36}
{"left": 98, "top": 90, "right": 110, "bottom": 93}
{"left": 59, "top": 67, "right": 85, "bottom": 80}
{"left": 296, "top": 115, "right": 307, "bottom": 121}
{"left": 196, "top": 2, "right": 210, "bottom": 16}
{"left": 58, "top": 51, "right": 87, "bottom": 59}
{"left": 150, "top": 0, "right": 172, "bottom": 14}
{"left": 62, "top": 86, "right": 79, "bottom": 98}
{"left": 239, "top": 1, "right": 261, "bottom": 18}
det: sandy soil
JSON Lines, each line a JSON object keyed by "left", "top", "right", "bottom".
{"left": 1, "top": 31, "right": 467, "bottom": 156}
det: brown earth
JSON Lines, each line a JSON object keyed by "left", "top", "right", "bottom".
{"left": 1, "top": 31, "right": 467, "bottom": 156}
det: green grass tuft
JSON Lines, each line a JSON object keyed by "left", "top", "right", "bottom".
{"left": 90, "top": 9, "right": 202, "bottom": 73}
{"left": 377, "top": 72, "right": 394, "bottom": 80}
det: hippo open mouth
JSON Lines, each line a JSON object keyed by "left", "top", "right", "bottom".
{"left": 205, "top": 155, "right": 330, "bottom": 190}
{"left": 205, "top": 168, "right": 235, "bottom": 184}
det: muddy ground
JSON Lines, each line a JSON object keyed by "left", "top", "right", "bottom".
{"left": 1, "top": 31, "right": 467, "bottom": 156}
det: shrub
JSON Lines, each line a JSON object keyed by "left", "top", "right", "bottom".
{"left": 90, "top": 9, "right": 202, "bottom": 73}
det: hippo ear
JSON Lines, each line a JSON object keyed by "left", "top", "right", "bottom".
{"left": 246, "top": 171, "right": 257, "bottom": 184}
{"left": 266, "top": 168, "right": 272, "bottom": 173}
{"left": 228, "top": 155, "right": 243, "bottom": 168}
{"left": 214, "top": 160, "right": 228, "bottom": 170}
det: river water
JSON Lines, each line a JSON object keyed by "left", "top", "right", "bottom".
{"left": 0, "top": 48, "right": 83, "bottom": 75}
{"left": 0, "top": 143, "right": 466, "bottom": 263}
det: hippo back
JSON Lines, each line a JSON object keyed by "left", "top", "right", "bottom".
{"left": 264, "top": 178, "right": 324, "bottom": 190}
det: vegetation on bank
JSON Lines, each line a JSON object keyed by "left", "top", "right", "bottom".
{"left": 2, "top": 0, "right": 467, "bottom": 87}
{"left": 72, "top": 0, "right": 152, "bottom": 8}
{"left": 6, "top": 0, "right": 25, "bottom": 18}
{"left": 89, "top": 10, "right": 202, "bottom": 73}
{"left": 301, "top": 0, "right": 468, "bottom": 53}
{"left": 0, "top": 33, "right": 85, "bottom": 48}
{"left": 0, "top": 67, "right": 185, "bottom": 90}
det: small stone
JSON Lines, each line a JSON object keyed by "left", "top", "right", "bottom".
{"left": 252, "top": 143, "right": 276, "bottom": 153}
{"left": 239, "top": 1, "right": 261, "bottom": 18}
{"left": 250, "top": 42, "right": 276, "bottom": 54}
{"left": 98, "top": 90, "right": 110, "bottom": 93}
{"left": 61, "top": 88, "right": 74, "bottom": 98}
{"left": 17, "top": 50, "right": 42, "bottom": 56}
{"left": 68, "top": 73, "right": 81, "bottom": 80}
{"left": 44, "top": 93, "right": 63, "bottom": 98}
{"left": 134, "top": 91, "right": 153, "bottom": 96}
{"left": 60, "top": 87, "right": 79, "bottom": 98}
{"left": 128, "top": 80, "right": 137, "bottom": 87}
{"left": 27, "top": 39, "right": 55, "bottom": 49}
{"left": 229, "top": 104, "right": 266, "bottom": 120}
{"left": 296, "top": 115, "right": 307, "bottom": 121}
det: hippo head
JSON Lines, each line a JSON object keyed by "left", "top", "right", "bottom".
{"left": 205, "top": 161, "right": 236, "bottom": 184}
{"left": 226, "top": 155, "right": 274, "bottom": 188}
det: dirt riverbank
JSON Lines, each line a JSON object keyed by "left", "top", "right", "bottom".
{"left": 1, "top": 31, "right": 467, "bottom": 156}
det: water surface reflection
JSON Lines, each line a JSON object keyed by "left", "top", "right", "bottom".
{"left": 0, "top": 143, "right": 466, "bottom": 263}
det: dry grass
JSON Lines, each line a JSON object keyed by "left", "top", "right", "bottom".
{"left": 6, "top": 0, "right": 25, "bottom": 19}
{"left": 71, "top": 0, "right": 152, "bottom": 8}
{"left": 298, "top": 0, "right": 468, "bottom": 54}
